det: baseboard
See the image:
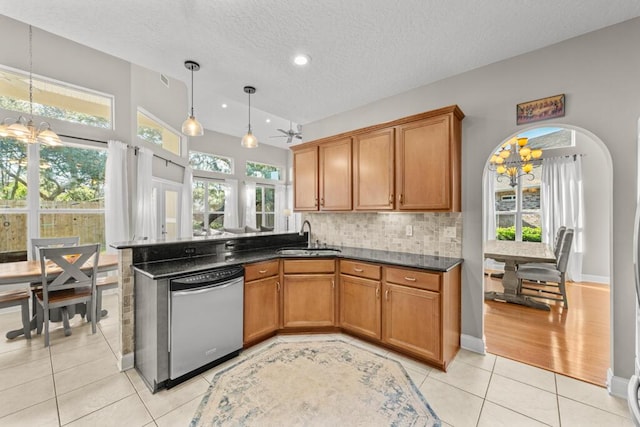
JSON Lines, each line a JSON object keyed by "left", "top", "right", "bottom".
{"left": 580, "top": 274, "right": 610, "bottom": 285}
{"left": 118, "top": 351, "right": 134, "bottom": 371}
{"left": 607, "top": 368, "right": 628, "bottom": 398}
{"left": 460, "top": 334, "right": 486, "bottom": 354}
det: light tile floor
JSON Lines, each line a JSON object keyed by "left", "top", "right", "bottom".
{"left": 0, "top": 294, "right": 632, "bottom": 426}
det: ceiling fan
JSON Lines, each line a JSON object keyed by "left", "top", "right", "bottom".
{"left": 270, "top": 121, "right": 302, "bottom": 144}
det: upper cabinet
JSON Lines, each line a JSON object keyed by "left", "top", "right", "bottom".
{"left": 353, "top": 128, "right": 395, "bottom": 211}
{"left": 319, "top": 137, "right": 352, "bottom": 211}
{"left": 292, "top": 105, "right": 463, "bottom": 213}
{"left": 292, "top": 145, "right": 319, "bottom": 211}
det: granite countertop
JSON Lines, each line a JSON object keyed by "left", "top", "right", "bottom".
{"left": 134, "top": 245, "right": 463, "bottom": 280}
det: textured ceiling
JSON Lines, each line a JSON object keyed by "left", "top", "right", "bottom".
{"left": 1, "top": 0, "right": 639, "bottom": 148}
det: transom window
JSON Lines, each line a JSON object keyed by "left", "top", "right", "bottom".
{"left": 189, "top": 151, "right": 233, "bottom": 174}
{"left": 246, "top": 161, "right": 281, "bottom": 181}
{"left": 0, "top": 66, "right": 113, "bottom": 129}
{"left": 137, "top": 109, "right": 181, "bottom": 156}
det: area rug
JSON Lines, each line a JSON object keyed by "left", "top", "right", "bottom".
{"left": 191, "top": 339, "right": 440, "bottom": 426}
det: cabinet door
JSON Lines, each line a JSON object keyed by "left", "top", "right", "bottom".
{"left": 339, "top": 274, "right": 381, "bottom": 339}
{"left": 293, "top": 145, "right": 318, "bottom": 211}
{"left": 353, "top": 128, "right": 395, "bottom": 210}
{"left": 382, "top": 283, "right": 441, "bottom": 361}
{"left": 319, "top": 137, "right": 352, "bottom": 211}
{"left": 283, "top": 274, "right": 335, "bottom": 327}
{"left": 244, "top": 276, "right": 280, "bottom": 344}
{"left": 396, "top": 115, "right": 452, "bottom": 210}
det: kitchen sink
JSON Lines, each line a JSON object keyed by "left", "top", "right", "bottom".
{"left": 276, "top": 248, "right": 342, "bottom": 256}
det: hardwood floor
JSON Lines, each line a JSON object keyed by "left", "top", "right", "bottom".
{"left": 484, "top": 273, "right": 610, "bottom": 387}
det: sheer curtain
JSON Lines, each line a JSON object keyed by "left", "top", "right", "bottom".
{"left": 105, "top": 140, "right": 130, "bottom": 253}
{"left": 244, "top": 181, "right": 256, "bottom": 228}
{"left": 180, "top": 166, "right": 193, "bottom": 238}
{"left": 274, "top": 184, "right": 286, "bottom": 232}
{"left": 133, "top": 147, "right": 157, "bottom": 241}
{"left": 483, "top": 169, "right": 497, "bottom": 242}
{"left": 223, "top": 178, "right": 239, "bottom": 228}
{"left": 540, "top": 155, "right": 584, "bottom": 281}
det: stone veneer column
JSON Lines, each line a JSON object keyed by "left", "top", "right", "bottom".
{"left": 117, "top": 248, "right": 135, "bottom": 370}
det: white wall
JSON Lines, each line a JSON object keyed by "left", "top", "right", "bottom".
{"left": 303, "top": 18, "right": 640, "bottom": 383}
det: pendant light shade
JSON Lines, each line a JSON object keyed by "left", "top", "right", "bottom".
{"left": 181, "top": 60, "right": 204, "bottom": 136}
{"left": 241, "top": 86, "right": 258, "bottom": 148}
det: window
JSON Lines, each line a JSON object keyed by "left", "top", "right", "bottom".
{"left": 0, "top": 66, "right": 113, "bottom": 129}
{"left": 494, "top": 127, "right": 571, "bottom": 242}
{"left": 192, "top": 179, "right": 227, "bottom": 234}
{"left": 189, "top": 151, "right": 233, "bottom": 174}
{"left": 246, "top": 161, "right": 281, "bottom": 181}
{"left": 137, "top": 109, "right": 181, "bottom": 156}
{"left": 0, "top": 137, "right": 107, "bottom": 262}
{"left": 256, "top": 185, "right": 275, "bottom": 228}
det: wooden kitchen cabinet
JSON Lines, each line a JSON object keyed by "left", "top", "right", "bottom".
{"left": 381, "top": 264, "right": 461, "bottom": 370}
{"left": 319, "top": 137, "right": 352, "bottom": 211}
{"left": 292, "top": 145, "right": 318, "bottom": 211}
{"left": 282, "top": 259, "right": 336, "bottom": 328}
{"left": 353, "top": 128, "right": 395, "bottom": 210}
{"left": 396, "top": 112, "right": 461, "bottom": 211}
{"left": 244, "top": 260, "right": 280, "bottom": 344}
{"left": 339, "top": 260, "right": 382, "bottom": 339}
{"left": 291, "top": 105, "right": 463, "bottom": 213}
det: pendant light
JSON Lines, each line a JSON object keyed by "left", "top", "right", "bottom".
{"left": 0, "top": 25, "right": 62, "bottom": 146}
{"left": 241, "top": 86, "right": 258, "bottom": 148}
{"left": 181, "top": 60, "right": 204, "bottom": 136}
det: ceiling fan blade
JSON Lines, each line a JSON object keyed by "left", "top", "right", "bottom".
{"left": 295, "top": 134, "right": 302, "bottom": 139}
{"left": 277, "top": 129, "right": 288, "bottom": 135}
{"left": 287, "top": 136, "right": 293, "bottom": 143}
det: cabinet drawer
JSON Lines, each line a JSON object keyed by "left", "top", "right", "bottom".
{"left": 245, "top": 259, "right": 279, "bottom": 282}
{"left": 283, "top": 259, "right": 335, "bottom": 274}
{"left": 340, "top": 260, "right": 381, "bottom": 280}
{"left": 385, "top": 267, "right": 440, "bottom": 292}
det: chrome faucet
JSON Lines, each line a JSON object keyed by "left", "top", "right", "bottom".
{"left": 299, "top": 220, "right": 312, "bottom": 248}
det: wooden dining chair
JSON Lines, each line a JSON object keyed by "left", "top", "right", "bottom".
{"left": 35, "top": 243, "right": 100, "bottom": 347}
{"left": 0, "top": 289, "right": 31, "bottom": 339}
{"left": 517, "top": 229, "right": 574, "bottom": 308}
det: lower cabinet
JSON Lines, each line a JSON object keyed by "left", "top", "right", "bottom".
{"left": 282, "top": 259, "right": 336, "bottom": 328}
{"left": 339, "top": 260, "right": 381, "bottom": 340}
{"left": 244, "top": 260, "right": 280, "bottom": 344}
{"left": 382, "top": 282, "right": 441, "bottom": 361}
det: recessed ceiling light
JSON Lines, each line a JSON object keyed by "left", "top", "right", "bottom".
{"left": 221, "top": 103, "right": 227, "bottom": 108}
{"left": 266, "top": 118, "right": 271, "bottom": 123}
{"left": 293, "top": 54, "right": 311, "bottom": 66}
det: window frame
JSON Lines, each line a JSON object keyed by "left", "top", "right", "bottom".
{"left": 136, "top": 107, "right": 183, "bottom": 157}
{"left": 189, "top": 150, "right": 234, "bottom": 175}
{"left": 192, "top": 177, "right": 228, "bottom": 235}
{"left": 245, "top": 160, "right": 283, "bottom": 183}
{"left": 255, "top": 183, "right": 275, "bottom": 229}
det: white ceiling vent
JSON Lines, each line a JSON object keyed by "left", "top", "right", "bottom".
{"left": 160, "top": 73, "right": 169, "bottom": 88}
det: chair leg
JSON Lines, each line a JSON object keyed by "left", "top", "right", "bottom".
{"left": 36, "top": 303, "right": 43, "bottom": 335}
{"left": 61, "top": 307, "right": 72, "bottom": 337}
{"left": 44, "top": 304, "right": 50, "bottom": 347}
{"left": 90, "top": 297, "right": 96, "bottom": 334}
{"left": 559, "top": 277, "right": 568, "bottom": 309}
{"left": 96, "top": 290, "right": 103, "bottom": 323}
{"left": 20, "top": 299, "right": 31, "bottom": 340}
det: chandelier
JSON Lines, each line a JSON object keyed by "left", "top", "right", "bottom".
{"left": 0, "top": 25, "right": 62, "bottom": 146}
{"left": 488, "top": 137, "right": 542, "bottom": 187}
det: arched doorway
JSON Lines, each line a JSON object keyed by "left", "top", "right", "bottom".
{"left": 481, "top": 124, "right": 613, "bottom": 386}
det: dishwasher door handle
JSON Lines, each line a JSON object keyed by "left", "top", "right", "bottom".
{"left": 171, "top": 280, "right": 239, "bottom": 297}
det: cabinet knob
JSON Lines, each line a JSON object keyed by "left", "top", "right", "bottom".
{"left": 276, "top": 281, "right": 280, "bottom": 292}
{"left": 385, "top": 289, "right": 390, "bottom": 301}
{"left": 331, "top": 279, "right": 335, "bottom": 289}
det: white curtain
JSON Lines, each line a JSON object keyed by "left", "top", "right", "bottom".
{"left": 133, "top": 147, "right": 157, "bottom": 241}
{"left": 483, "top": 169, "right": 497, "bottom": 242}
{"left": 274, "top": 184, "right": 286, "bottom": 232}
{"left": 105, "top": 140, "right": 130, "bottom": 253}
{"left": 244, "top": 181, "right": 257, "bottom": 228}
{"left": 540, "top": 155, "right": 584, "bottom": 281}
{"left": 180, "top": 166, "right": 193, "bottom": 238}
{"left": 224, "top": 178, "right": 239, "bottom": 228}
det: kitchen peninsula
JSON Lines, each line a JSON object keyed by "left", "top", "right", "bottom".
{"left": 111, "top": 232, "right": 462, "bottom": 392}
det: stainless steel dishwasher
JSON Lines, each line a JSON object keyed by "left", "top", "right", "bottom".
{"left": 168, "top": 265, "right": 244, "bottom": 386}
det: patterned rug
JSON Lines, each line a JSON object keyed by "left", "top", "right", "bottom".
{"left": 191, "top": 340, "right": 441, "bottom": 426}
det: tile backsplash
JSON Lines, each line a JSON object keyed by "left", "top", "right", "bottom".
{"left": 302, "top": 212, "right": 462, "bottom": 258}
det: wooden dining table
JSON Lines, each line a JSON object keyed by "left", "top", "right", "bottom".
{"left": 0, "top": 253, "right": 118, "bottom": 339}
{"left": 484, "top": 240, "right": 556, "bottom": 310}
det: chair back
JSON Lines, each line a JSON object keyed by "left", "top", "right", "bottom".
{"left": 31, "top": 237, "right": 80, "bottom": 260}
{"left": 553, "top": 226, "right": 567, "bottom": 258}
{"left": 556, "top": 229, "right": 574, "bottom": 273}
{"left": 38, "top": 243, "right": 100, "bottom": 305}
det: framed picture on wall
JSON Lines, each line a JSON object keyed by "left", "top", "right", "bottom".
{"left": 516, "top": 94, "right": 565, "bottom": 125}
